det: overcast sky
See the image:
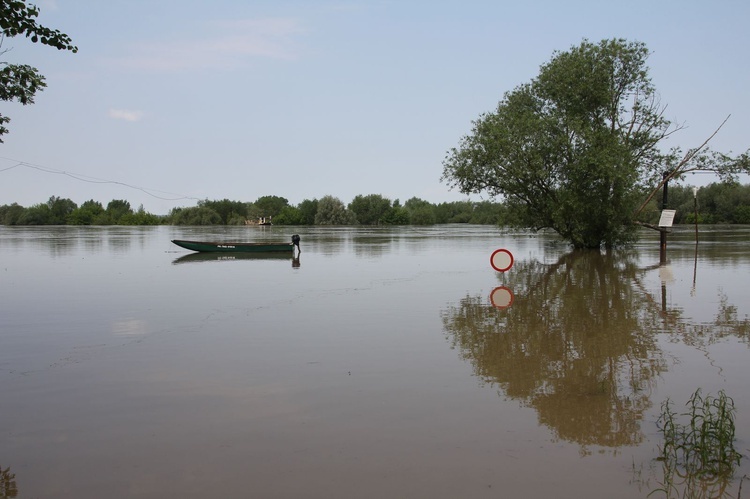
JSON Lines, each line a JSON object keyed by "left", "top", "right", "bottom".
{"left": 1, "top": 0, "right": 748, "bottom": 214}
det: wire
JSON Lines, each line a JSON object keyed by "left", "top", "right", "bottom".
{"left": 0, "top": 156, "right": 201, "bottom": 202}
{"left": 0, "top": 162, "right": 21, "bottom": 173}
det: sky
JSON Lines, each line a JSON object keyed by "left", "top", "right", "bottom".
{"left": 1, "top": 0, "right": 748, "bottom": 215}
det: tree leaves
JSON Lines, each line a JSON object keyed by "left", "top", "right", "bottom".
{"left": 0, "top": 64, "right": 47, "bottom": 104}
{"left": 0, "top": 0, "right": 77, "bottom": 141}
{"left": 442, "top": 39, "right": 674, "bottom": 248}
{"left": 1, "top": 0, "right": 78, "bottom": 52}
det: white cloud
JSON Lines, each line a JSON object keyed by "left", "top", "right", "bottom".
{"left": 113, "top": 17, "right": 304, "bottom": 72}
{"left": 109, "top": 109, "right": 144, "bottom": 122}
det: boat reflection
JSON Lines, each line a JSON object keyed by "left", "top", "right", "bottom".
{"left": 441, "top": 249, "right": 749, "bottom": 450}
{"left": 173, "top": 252, "right": 300, "bottom": 267}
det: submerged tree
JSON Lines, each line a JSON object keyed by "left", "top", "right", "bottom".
{"left": 198, "top": 198, "right": 247, "bottom": 224}
{"left": 169, "top": 206, "right": 221, "bottom": 225}
{"left": 68, "top": 199, "right": 105, "bottom": 225}
{"left": 348, "top": 194, "right": 392, "bottom": 225}
{"left": 46, "top": 195, "right": 76, "bottom": 224}
{"left": 442, "top": 38, "right": 748, "bottom": 249}
{"left": 105, "top": 199, "right": 132, "bottom": 223}
{"left": 252, "top": 195, "right": 289, "bottom": 218}
{"left": 297, "top": 198, "right": 319, "bottom": 225}
{"left": 314, "top": 195, "right": 357, "bottom": 225}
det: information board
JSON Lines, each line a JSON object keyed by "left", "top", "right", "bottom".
{"left": 658, "top": 209, "right": 677, "bottom": 227}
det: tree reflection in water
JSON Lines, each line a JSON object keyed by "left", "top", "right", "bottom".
{"left": 654, "top": 290, "right": 750, "bottom": 349}
{"left": 442, "top": 250, "right": 672, "bottom": 449}
{"left": 443, "top": 248, "right": 750, "bottom": 451}
{"left": 0, "top": 465, "right": 18, "bottom": 498}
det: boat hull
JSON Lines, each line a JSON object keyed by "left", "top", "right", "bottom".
{"left": 171, "top": 239, "right": 294, "bottom": 253}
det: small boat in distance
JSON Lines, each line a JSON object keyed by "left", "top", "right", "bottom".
{"left": 172, "top": 235, "right": 300, "bottom": 253}
{"left": 244, "top": 216, "right": 273, "bottom": 226}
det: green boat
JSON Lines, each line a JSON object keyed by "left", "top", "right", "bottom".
{"left": 172, "top": 235, "right": 300, "bottom": 253}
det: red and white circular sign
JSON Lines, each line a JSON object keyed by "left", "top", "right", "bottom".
{"left": 490, "top": 286, "right": 514, "bottom": 309}
{"left": 490, "top": 248, "right": 514, "bottom": 272}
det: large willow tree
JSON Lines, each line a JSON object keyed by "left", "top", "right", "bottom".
{"left": 442, "top": 39, "right": 676, "bottom": 249}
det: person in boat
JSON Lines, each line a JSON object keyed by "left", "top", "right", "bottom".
{"left": 292, "top": 234, "right": 301, "bottom": 253}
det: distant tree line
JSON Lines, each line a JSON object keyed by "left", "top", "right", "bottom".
{"left": 0, "top": 197, "right": 160, "bottom": 225}
{"left": 0, "top": 194, "right": 506, "bottom": 226}
{"left": 633, "top": 183, "right": 750, "bottom": 225}
{"left": 2, "top": 183, "right": 750, "bottom": 226}
{"left": 155, "top": 194, "right": 509, "bottom": 226}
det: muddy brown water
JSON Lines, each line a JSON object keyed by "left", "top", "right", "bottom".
{"left": 1, "top": 225, "right": 749, "bottom": 498}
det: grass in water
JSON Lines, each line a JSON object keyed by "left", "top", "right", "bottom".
{"left": 651, "top": 389, "right": 744, "bottom": 498}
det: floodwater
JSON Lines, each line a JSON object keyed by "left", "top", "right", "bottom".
{"left": 1, "top": 225, "right": 749, "bottom": 498}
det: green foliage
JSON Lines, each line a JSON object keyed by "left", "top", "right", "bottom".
{"left": 169, "top": 206, "right": 221, "bottom": 225}
{"left": 273, "top": 205, "right": 304, "bottom": 225}
{"left": 404, "top": 197, "right": 436, "bottom": 225}
{"left": 5, "top": 183, "right": 748, "bottom": 227}
{"left": 68, "top": 199, "right": 105, "bottom": 225}
{"left": 654, "top": 389, "right": 742, "bottom": 497}
{"left": 0, "top": 202, "right": 25, "bottom": 225}
{"left": 226, "top": 214, "right": 246, "bottom": 225}
{"left": 656, "top": 182, "right": 750, "bottom": 225}
{"left": 1, "top": 1, "right": 78, "bottom": 50}
{"left": 734, "top": 205, "right": 750, "bottom": 224}
{"left": 699, "top": 182, "right": 750, "bottom": 224}
{"left": 105, "top": 199, "right": 132, "bottom": 224}
{"left": 16, "top": 202, "right": 51, "bottom": 224}
{"left": 348, "top": 194, "right": 392, "bottom": 225}
{"left": 1, "top": 0, "right": 77, "bottom": 141}
{"left": 0, "top": 198, "right": 164, "bottom": 225}
{"left": 470, "top": 201, "right": 503, "bottom": 224}
{"left": 380, "top": 205, "right": 410, "bottom": 225}
{"left": 408, "top": 206, "right": 435, "bottom": 225}
{"left": 253, "top": 195, "right": 289, "bottom": 218}
{"left": 119, "top": 205, "right": 161, "bottom": 225}
{"left": 434, "top": 201, "right": 474, "bottom": 223}
{"left": 442, "top": 38, "right": 674, "bottom": 249}
{"left": 314, "top": 195, "right": 357, "bottom": 225}
{"left": 46, "top": 195, "right": 76, "bottom": 224}
{"left": 12, "top": 197, "right": 76, "bottom": 225}
{"left": 0, "top": 63, "right": 47, "bottom": 138}
{"left": 198, "top": 198, "right": 247, "bottom": 225}
{"left": 404, "top": 197, "right": 431, "bottom": 211}
{"left": 297, "top": 199, "right": 318, "bottom": 225}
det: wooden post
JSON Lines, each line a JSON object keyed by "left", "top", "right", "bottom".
{"left": 693, "top": 186, "right": 699, "bottom": 244}
{"left": 660, "top": 171, "right": 669, "bottom": 262}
